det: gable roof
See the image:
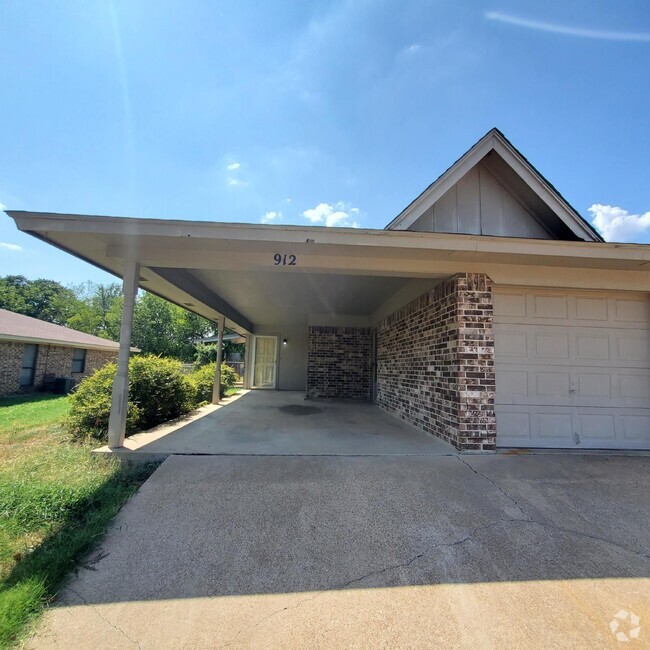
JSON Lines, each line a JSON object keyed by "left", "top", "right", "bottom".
{"left": 0, "top": 308, "right": 136, "bottom": 351}
{"left": 385, "top": 128, "right": 603, "bottom": 242}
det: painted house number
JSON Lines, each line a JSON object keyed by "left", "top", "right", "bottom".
{"left": 274, "top": 254, "right": 297, "bottom": 266}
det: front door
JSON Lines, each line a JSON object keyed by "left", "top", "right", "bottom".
{"left": 252, "top": 336, "right": 278, "bottom": 388}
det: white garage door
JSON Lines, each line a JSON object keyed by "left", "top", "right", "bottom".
{"left": 494, "top": 288, "right": 650, "bottom": 450}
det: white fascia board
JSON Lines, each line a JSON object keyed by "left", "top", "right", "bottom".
{"left": 8, "top": 210, "right": 650, "bottom": 265}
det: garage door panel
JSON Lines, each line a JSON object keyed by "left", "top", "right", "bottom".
{"left": 579, "top": 414, "right": 615, "bottom": 439}
{"left": 534, "top": 295, "right": 568, "bottom": 319}
{"left": 614, "top": 298, "right": 650, "bottom": 323}
{"left": 576, "top": 334, "right": 610, "bottom": 360}
{"left": 575, "top": 296, "right": 608, "bottom": 320}
{"left": 535, "top": 332, "right": 569, "bottom": 358}
{"left": 618, "top": 332, "right": 650, "bottom": 362}
{"left": 494, "top": 327, "right": 527, "bottom": 357}
{"left": 496, "top": 411, "right": 531, "bottom": 441}
{"left": 496, "top": 405, "right": 650, "bottom": 449}
{"left": 623, "top": 415, "right": 650, "bottom": 441}
{"left": 496, "top": 325, "right": 649, "bottom": 369}
{"left": 496, "top": 370, "right": 528, "bottom": 396}
{"left": 536, "top": 372, "right": 570, "bottom": 397}
{"left": 495, "top": 288, "right": 650, "bottom": 450}
{"left": 539, "top": 412, "right": 573, "bottom": 439}
{"left": 494, "top": 291, "right": 650, "bottom": 329}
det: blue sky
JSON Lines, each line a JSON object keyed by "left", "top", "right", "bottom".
{"left": 1, "top": 0, "right": 649, "bottom": 284}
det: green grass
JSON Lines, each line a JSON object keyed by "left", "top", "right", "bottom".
{"left": 0, "top": 394, "right": 158, "bottom": 648}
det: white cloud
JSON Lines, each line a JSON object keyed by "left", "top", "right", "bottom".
{"left": 302, "top": 202, "right": 360, "bottom": 228}
{"left": 588, "top": 204, "right": 650, "bottom": 242}
{"left": 0, "top": 242, "right": 22, "bottom": 251}
{"left": 484, "top": 11, "right": 650, "bottom": 42}
{"left": 226, "top": 162, "right": 241, "bottom": 171}
{"left": 228, "top": 178, "right": 247, "bottom": 187}
{"left": 261, "top": 211, "right": 282, "bottom": 224}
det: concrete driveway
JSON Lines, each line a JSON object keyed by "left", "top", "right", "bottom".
{"left": 110, "top": 390, "right": 455, "bottom": 458}
{"left": 32, "top": 454, "right": 649, "bottom": 649}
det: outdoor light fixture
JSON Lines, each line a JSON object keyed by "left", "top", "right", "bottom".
{"left": 283, "top": 338, "right": 288, "bottom": 346}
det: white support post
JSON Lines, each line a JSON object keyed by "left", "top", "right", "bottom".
{"left": 212, "top": 315, "right": 225, "bottom": 404}
{"left": 243, "top": 332, "right": 252, "bottom": 389}
{"left": 108, "top": 262, "right": 140, "bottom": 448}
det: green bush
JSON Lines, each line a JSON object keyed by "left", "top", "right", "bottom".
{"left": 64, "top": 363, "right": 141, "bottom": 440}
{"left": 187, "top": 363, "right": 238, "bottom": 403}
{"left": 128, "top": 355, "right": 195, "bottom": 430}
{"left": 65, "top": 355, "right": 195, "bottom": 441}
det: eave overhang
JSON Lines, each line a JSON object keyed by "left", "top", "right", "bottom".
{"left": 6, "top": 211, "right": 650, "bottom": 333}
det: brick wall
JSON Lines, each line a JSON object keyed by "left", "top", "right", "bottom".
{"left": 0, "top": 342, "right": 117, "bottom": 396}
{"left": 376, "top": 273, "right": 496, "bottom": 451}
{"left": 0, "top": 342, "right": 25, "bottom": 395}
{"left": 306, "top": 326, "right": 373, "bottom": 400}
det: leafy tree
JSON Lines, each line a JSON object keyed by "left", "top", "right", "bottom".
{"left": 67, "top": 282, "right": 122, "bottom": 340}
{"left": 131, "top": 292, "right": 213, "bottom": 361}
{"left": 0, "top": 275, "right": 213, "bottom": 361}
{"left": 0, "top": 275, "right": 80, "bottom": 324}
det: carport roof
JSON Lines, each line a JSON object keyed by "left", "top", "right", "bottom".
{"left": 6, "top": 211, "right": 650, "bottom": 334}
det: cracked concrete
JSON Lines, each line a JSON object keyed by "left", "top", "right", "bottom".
{"left": 29, "top": 454, "right": 649, "bottom": 649}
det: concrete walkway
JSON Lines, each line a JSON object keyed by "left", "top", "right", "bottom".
{"left": 101, "top": 390, "right": 456, "bottom": 458}
{"left": 31, "top": 454, "right": 649, "bottom": 649}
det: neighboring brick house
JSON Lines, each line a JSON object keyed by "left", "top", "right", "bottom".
{"left": 0, "top": 309, "right": 124, "bottom": 396}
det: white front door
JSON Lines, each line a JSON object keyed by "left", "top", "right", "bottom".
{"left": 252, "top": 336, "right": 278, "bottom": 388}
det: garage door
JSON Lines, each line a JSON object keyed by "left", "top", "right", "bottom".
{"left": 494, "top": 288, "right": 650, "bottom": 450}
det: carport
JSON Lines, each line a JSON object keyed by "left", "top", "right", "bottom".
{"left": 8, "top": 208, "right": 650, "bottom": 453}
{"left": 103, "top": 390, "right": 456, "bottom": 458}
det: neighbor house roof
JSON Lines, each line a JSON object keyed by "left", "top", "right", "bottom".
{"left": 385, "top": 128, "right": 604, "bottom": 242}
{"left": 0, "top": 308, "right": 137, "bottom": 352}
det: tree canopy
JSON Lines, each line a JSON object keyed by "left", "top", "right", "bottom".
{"left": 0, "top": 275, "right": 216, "bottom": 362}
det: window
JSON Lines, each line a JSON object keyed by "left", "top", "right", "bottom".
{"left": 20, "top": 344, "right": 38, "bottom": 387}
{"left": 71, "top": 348, "right": 87, "bottom": 373}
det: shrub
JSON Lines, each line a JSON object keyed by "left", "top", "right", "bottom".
{"left": 128, "top": 355, "right": 195, "bottom": 430}
{"left": 64, "top": 363, "right": 141, "bottom": 440}
{"left": 66, "top": 355, "right": 195, "bottom": 441}
{"left": 194, "top": 343, "right": 217, "bottom": 367}
{"left": 187, "top": 363, "right": 238, "bottom": 403}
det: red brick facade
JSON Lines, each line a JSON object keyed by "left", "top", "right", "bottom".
{"left": 0, "top": 342, "right": 116, "bottom": 396}
{"left": 376, "top": 273, "right": 496, "bottom": 451}
{"left": 306, "top": 326, "right": 373, "bottom": 400}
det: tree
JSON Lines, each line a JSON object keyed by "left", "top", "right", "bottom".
{"left": 0, "top": 275, "right": 80, "bottom": 324}
{"left": 67, "top": 282, "right": 123, "bottom": 340}
{"left": 131, "top": 292, "right": 213, "bottom": 361}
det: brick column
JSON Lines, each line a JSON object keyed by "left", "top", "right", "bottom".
{"left": 376, "top": 273, "right": 496, "bottom": 452}
{"left": 455, "top": 274, "right": 496, "bottom": 451}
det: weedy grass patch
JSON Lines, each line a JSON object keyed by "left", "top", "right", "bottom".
{"left": 0, "top": 394, "right": 157, "bottom": 648}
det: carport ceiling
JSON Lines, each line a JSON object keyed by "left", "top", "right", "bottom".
{"left": 177, "top": 270, "right": 414, "bottom": 326}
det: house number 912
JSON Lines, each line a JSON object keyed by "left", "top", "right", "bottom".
{"left": 274, "top": 254, "right": 297, "bottom": 266}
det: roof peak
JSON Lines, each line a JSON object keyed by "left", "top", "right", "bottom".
{"left": 385, "top": 128, "right": 603, "bottom": 242}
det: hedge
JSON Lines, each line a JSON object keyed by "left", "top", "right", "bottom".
{"left": 65, "top": 356, "right": 238, "bottom": 442}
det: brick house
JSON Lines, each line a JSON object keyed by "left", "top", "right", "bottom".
{"left": 6, "top": 129, "right": 650, "bottom": 452}
{"left": 0, "top": 308, "right": 122, "bottom": 395}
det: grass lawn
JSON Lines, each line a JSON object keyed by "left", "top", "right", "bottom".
{"left": 0, "top": 394, "right": 158, "bottom": 648}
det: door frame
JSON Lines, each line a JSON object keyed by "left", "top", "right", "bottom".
{"left": 250, "top": 335, "right": 279, "bottom": 389}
